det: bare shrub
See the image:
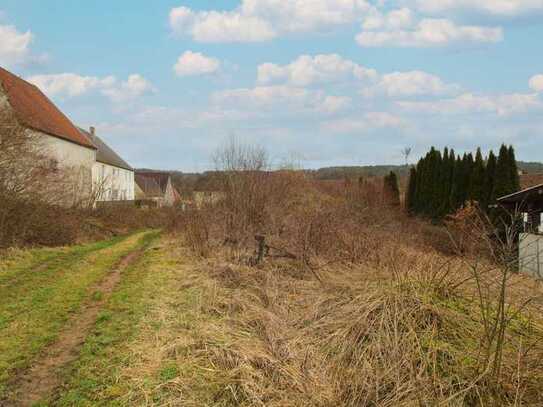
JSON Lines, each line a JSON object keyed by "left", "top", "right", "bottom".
{"left": 177, "top": 142, "right": 543, "bottom": 406}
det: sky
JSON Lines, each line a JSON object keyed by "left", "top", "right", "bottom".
{"left": 1, "top": 0, "right": 542, "bottom": 171}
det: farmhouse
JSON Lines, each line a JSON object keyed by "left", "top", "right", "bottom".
{"left": 0, "top": 66, "right": 96, "bottom": 202}
{"left": 79, "top": 127, "right": 135, "bottom": 202}
{"left": 135, "top": 171, "right": 178, "bottom": 207}
{"left": 0, "top": 66, "right": 134, "bottom": 204}
{"left": 498, "top": 184, "right": 543, "bottom": 279}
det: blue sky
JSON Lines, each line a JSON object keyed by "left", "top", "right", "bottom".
{"left": 1, "top": 0, "right": 542, "bottom": 171}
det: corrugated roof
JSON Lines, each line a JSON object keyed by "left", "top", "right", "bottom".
{"left": 79, "top": 127, "right": 133, "bottom": 171}
{"left": 0, "top": 67, "right": 95, "bottom": 149}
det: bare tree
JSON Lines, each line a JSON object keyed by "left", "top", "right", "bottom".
{"left": 212, "top": 136, "right": 270, "bottom": 246}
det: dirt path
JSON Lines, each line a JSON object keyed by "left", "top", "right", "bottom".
{"left": 5, "top": 249, "right": 144, "bottom": 407}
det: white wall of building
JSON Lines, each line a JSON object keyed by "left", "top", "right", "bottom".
{"left": 92, "top": 162, "right": 135, "bottom": 201}
{"left": 519, "top": 233, "right": 543, "bottom": 279}
{"left": 31, "top": 129, "right": 96, "bottom": 204}
{"left": 36, "top": 129, "right": 96, "bottom": 171}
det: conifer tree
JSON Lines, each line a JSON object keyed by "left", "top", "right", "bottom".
{"left": 484, "top": 150, "right": 497, "bottom": 208}
{"left": 470, "top": 148, "right": 486, "bottom": 205}
{"left": 494, "top": 144, "right": 514, "bottom": 199}
{"left": 508, "top": 145, "right": 521, "bottom": 192}
{"left": 452, "top": 154, "right": 471, "bottom": 210}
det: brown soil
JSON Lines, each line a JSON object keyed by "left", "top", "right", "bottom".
{"left": 4, "top": 250, "right": 143, "bottom": 407}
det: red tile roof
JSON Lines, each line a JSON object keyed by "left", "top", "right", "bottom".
{"left": 521, "top": 173, "right": 543, "bottom": 190}
{"left": 0, "top": 67, "right": 95, "bottom": 149}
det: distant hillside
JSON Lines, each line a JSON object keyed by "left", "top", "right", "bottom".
{"left": 518, "top": 161, "right": 543, "bottom": 174}
{"left": 310, "top": 165, "right": 410, "bottom": 180}
{"left": 143, "top": 161, "right": 543, "bottom": 193}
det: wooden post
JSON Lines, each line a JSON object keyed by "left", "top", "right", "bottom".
{"left": 255, "top": 234, "right": 266, "bottom": 264}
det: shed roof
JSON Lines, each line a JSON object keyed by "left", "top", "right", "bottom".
{"left": 78, "top": 127, "right": 133, "bottom": 171}
{"left": 0, "top": 67, "right": 95, "bottom": 149}
{"left": 497, "top": 184, "right": 543, "bottom": 206}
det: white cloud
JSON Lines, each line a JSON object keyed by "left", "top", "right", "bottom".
{"left": 102, "top": 74, "right": 155, "bottom": 103}
{"left": 174, "top": 51, "right": 221, "bottom": 77}
{"left": 212, "top": 85, "right": 349, "bottom": 114}
{"left": 320, "top": 96, "right": 352, "bottom": 113}
{"left": 362, "top": 70, "right": 460, "bottom": 97}
{"left": 169, "top": 0, "right": 372, "bottom": 42}
{"left": 411, "top": 0, "right": 543, "bottom": 17}
{"left": 257, "top": 54, "right": 377, "bottom": 86}
{"left": 257, "top": 54, "right": 457, "bottom": 98}
{"left": 0, "top": 24, "right": 36, "bottom": 67}
{"left": 362, "top": 8, "right": 414, "bottom": 31}
{"left": 28, "top": 73, "right": 116, "bottom": 97}
{"left": 27, "top": 73, "right": 155, "bottom": 102}
{"left": 357, "top": 17, "right": 503, "bottom": 47}
{"left": 322, "top": 112, "right": 406, "bottom": 133}
{"left": 397, "top": 92, "right": 542, "bottom": 116}
{"left": 529, "top": 74, "right": 543, "bottom": 92}
{"left": 169, "top": 7, "right": 275, "bottom": 42}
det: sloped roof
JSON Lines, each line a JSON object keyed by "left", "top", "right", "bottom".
{"left": 78, "top": 127, "right": 133, "bottom": 171}
{"left": 135, "top": 174, "right": 163, "bottom": 198}
{"left": 497, "top": 184, "right": 543, "bottom": 206}
{"left": 136, "top": 171, "right": 171, "bottom": 195}
{"left": 521, "top": 173, "right": 543, "bottom": 190}
{"left": 0, "top": 67, "right": 95, "bottom": 149}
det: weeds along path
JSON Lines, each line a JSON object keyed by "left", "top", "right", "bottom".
{"left": 50, "top": 238, "right": 227, "bottom": 406}
{"left": 0, "top": 230, "right": 159, "bottom": 404}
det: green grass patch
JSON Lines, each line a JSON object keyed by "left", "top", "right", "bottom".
{"left": 0, "top": 231, "right": 158, "bottom": 396}
{"left": 53, "top": 241, "right": 236, "bottom": 406}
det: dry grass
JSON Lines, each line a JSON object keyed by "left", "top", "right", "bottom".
{"left": 170, "top": 153, "right": 543, "bottom": 406}
{"left": 169, "top": 240, "right": 543, "bottom": 407}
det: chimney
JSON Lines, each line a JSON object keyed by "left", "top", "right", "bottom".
{"left": 89, "top": 126, "right": 96, "bottom": 137}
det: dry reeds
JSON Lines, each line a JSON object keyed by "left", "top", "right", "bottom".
{"left": 177, "top": 143, "right": 543, "bottom": 406}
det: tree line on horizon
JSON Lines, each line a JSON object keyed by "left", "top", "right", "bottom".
{"left": 406, "top": 144, "right": 521, "bottom": 220}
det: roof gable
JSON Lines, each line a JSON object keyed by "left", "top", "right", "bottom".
{"left": 136, "top": 171, "right": 171, "bottom": 195}
{"left": 0, "top": 67, "right": 95, "bottom": 149}
{"left": 135, "top": 174, "right": 163, "bottom": 197}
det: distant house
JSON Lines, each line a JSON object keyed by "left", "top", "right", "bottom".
{"left": 0, "top": 66, "right": 96, "bottom": 203}
{"left": 135, "top": 171, "right": 177, "bottom": 207}
{"left": 190, "top": 172, "right": 225, "bottom": 208}
{"left": 79, "top": 127, "right": 134, "bottom": 202}
{"left": 498, "top": 185, "right": 543, "bottom": 279}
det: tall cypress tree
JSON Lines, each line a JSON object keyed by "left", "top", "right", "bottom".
{"left": 451, "top": 154, "right": 464, "bottom": 211}
{"left": 429, "top": 148, "right": 443, "bottom": 218}
{"left": 508, "top": 145, "right": 521, "bottom": 192}
{"left": 470, "top": 148, "right": 486, "bottom": 205}
{"left": 484, "top": 150, "right": 497, "bottom": 208}
{"left": 494, "top": 144, "right": 514, "bottom": 199}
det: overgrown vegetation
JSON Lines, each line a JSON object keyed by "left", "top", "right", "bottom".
{"left": 167, "top": 140, "right": 543, "bottom": 406}
{"left": 1, "top": 133, "right": 542, "bottom": 405}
